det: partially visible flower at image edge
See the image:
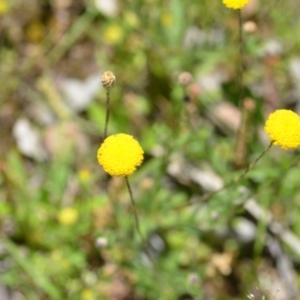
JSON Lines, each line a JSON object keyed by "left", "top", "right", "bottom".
{"left": 222, "top": 0, "right": 249, "bottom": 9}
{"left": 97, "top": 133, "right": 144, "bottom": 176}
{"left": 264, "top": 109, "right": 300, "bottom": 150}
{"left": 0, "top": 0, "right": 9, "bottom": 15}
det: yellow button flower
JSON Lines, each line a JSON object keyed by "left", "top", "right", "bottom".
{"left": 264, "top": 109, "right": 300, "bottom": 150}
{"left": 223, "top": 0, "right": 249, "bottom": 9}
{"left": 103, "top": 24, "right": 123, "bottom": 45}
{"left": 81, "top": 289, "right": 93, "bottom": 300}
{"left": 97, "top": 133, "right": 144, "bottom": 176}
{"left": 58, "top": 207, "right": 78, "bottom": 225}
{"left": 78, "top": 169, "right": 91, "bottom": 182}
{"left": 0, "top": 0, "right": 9, "bottom": 15}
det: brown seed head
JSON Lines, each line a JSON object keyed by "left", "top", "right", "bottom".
{"left": 243, "top": 21, "right": 257, "bottom": 34}
{"left": 178, "top": 71, "right": 193, "bottom": 86}
{"left": 243, "top": 97, "right": 256, "bottom": 112}
{"left": 101, "top": 71, "right": 116, "bottom": 89}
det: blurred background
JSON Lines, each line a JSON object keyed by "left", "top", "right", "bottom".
{"left": 1, "top": 0, "right": 300, "bottom": 299}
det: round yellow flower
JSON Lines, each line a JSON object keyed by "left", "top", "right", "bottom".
{"left": 78, "top": 169, "right": 91, "bottom": 182}
{"left": 103, "top": 24, "right": 123, "bottom": 45}
{"left": 264, "top": 109, "right": 300, "bottom": 150}
{"left": 0, "top": 0, "right": 9, "bottom": 15}
{"left": 97, "top": 133, "right": 144, "bottom": 176}
{"left": 223, "top": 0, "right": 249, "bottom": 9}
{"left": 58, "top": 207, "right": 78, "bottom": 225}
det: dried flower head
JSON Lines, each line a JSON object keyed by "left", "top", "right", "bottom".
{"left": 222, "top": 0, "right": 249, "bottom": 9}
{"left": 97, "top": 133, "right": 144, "bottom": 176}
{"left": 243, "top": 21, "right": 258, "bottom": 34}
{"left": 264, "top": 109, "right": 300, "bottom": 150}
{"left": 101, "top": 71, "right": 116, "bottom": 89}
{"left": 178, "top": 72, "right": 193, "bottom": 86}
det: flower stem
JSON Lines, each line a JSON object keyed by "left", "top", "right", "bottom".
{"left": 103, "top": 89, "right": 110, "bottom": 139}
{"left": 234, "top": 10, "right": 249, "bottom": 168}
{"left": 125, "top": 176, "right": 142, "bottom": 239}
{"left": 125, "top": 177, "right": 154, "bottom": 264}
{"left": 238, "top": 9, "right": 244, "bottom": 107}
{"left": 225, "top": 141, "right": 273, "bottom": 190}
{"left": 176, "top": 142, "right": 274, "bottom": 209}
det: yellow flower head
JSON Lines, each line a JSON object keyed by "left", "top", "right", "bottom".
{"left": 81, "top": 289, "right": 93, "bottom": 300}
{"left": 58, "top": 207, "right": 78, "bottom": 225}
{"left": 97, "top": 133, "right": 144, "bottom": 176}
{"left": 161, "top": 12, "right": 173, "bottom": 27}
{"left": 103, "top": 24, "right": 123, "bottom": 45}
{"left": 78, "top": 169, "right": 91, "bottom": 182}
{"left": 223, "top": 0, "right": 249, "bottom": 9}
{"left": 0, "top": 0, "right": 9, "bottom": 15}
{"left": 264, "top": 109, "right": 300, "bottom": 150}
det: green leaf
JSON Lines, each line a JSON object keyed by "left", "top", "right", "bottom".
{"left": 3, "top": 239, "right": 63, "bottom": 300}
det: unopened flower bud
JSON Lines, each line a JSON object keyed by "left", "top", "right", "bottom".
{"left": 101, "top": 71, "right": 116, "bottom": 89}
{"left": 95, "top": 237, "right": 108, "bottom": 248}
{"left": 178, "top": 72, "right": 193, "bottom": 86}
{"left": 243, "top": 21, "right": 257, "bottom": 33}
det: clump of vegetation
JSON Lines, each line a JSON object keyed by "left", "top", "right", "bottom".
{"left": 1, "top": 0, "right": 300, "bottom": 299}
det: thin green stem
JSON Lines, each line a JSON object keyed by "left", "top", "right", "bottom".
{"left": 125, "top": 176, "right": 142, "bottom": 239}
{"left": 225, "top": 141, "right": 273, "bottom": 190}
{"left": 238, "top": 9, "right": 244, "bottom": 107}
{"left": 234, "top": 10, "right": 249, "bottom": 168}
{"left": 125, "top": 176, "right": 153, "bottom": 263}
{"left": 176, "top": 142, "right": 273, "bottom": 209}
{"left": 103, "top": 89, "right": 111, "bottom": 139}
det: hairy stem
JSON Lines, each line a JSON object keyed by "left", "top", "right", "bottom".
{"left": 103, "top": 89, "right": 110, "bottom": 139}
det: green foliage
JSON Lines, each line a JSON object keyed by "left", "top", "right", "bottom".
{"left": 1, "top": 0, "right": 300, "bottom": 299}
